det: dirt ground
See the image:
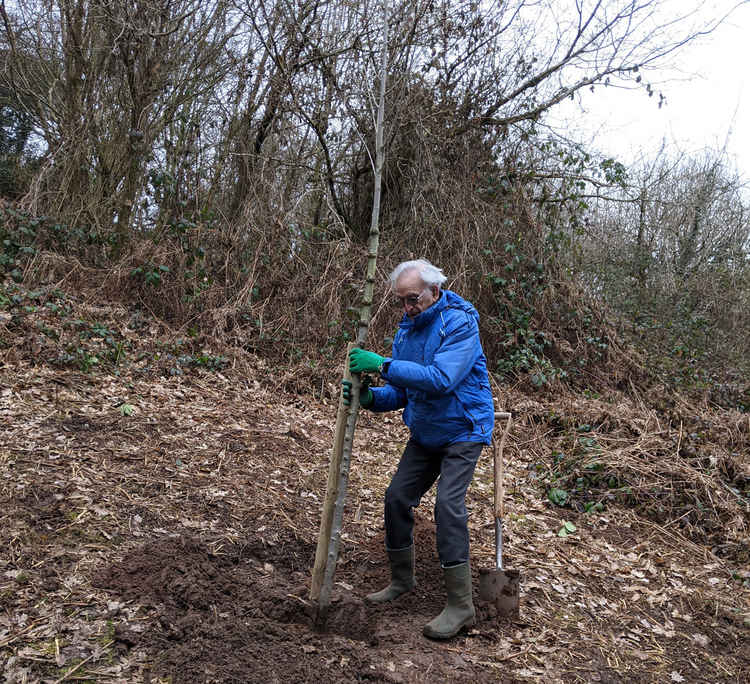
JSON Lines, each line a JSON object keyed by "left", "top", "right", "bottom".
{"left": 0, "top": 363, "right": 524, "bottom": 683}
{"left": 1, "top": 290, "right": 749, "bottom": 682}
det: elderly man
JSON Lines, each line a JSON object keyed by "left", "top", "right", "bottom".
{"left": 342, "top": 259, "right": 494, "bottom": 639}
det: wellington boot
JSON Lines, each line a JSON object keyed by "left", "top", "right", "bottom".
{"left": 365, "top": 546, "right": 415, "bottom": 603}
{"left": 423, "top": 562, "right": 476, "bottom": 639}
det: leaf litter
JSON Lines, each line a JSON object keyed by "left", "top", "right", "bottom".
{"left": 0, "top": 282, "right": 749, "bottom": 683}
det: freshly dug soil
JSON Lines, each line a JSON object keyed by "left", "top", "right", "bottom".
{"left": 93, "top": 516, "right": 514, "bottom": 683}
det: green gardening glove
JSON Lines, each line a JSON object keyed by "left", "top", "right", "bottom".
{"left": 349, "top": 347, "right": 386, "bottom": 374}
{"left": 341, "top": 377, "right": 374, "bottom": 408}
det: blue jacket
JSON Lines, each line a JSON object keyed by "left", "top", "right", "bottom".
{"left": 369, "top": 290, "right": 494, "bottom": 447}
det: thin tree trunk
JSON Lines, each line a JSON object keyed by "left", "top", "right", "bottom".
{"left": 313, "top": 0, "right": 388, "bottom": 627}
{"left": 310, "top": 342, "right": 354, "bottom": 602}
{"left": 635, "top": 184, "right": 647, "bottom": 304}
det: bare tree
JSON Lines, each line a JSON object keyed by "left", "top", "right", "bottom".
{"left": 578, "top": 145, "right": 750, "bottom": 371}
{"left": 1, "top": 0, "right": 232, "bottom": 247}
{"left": 1, "top": 0, "right": 745, "bottom": 366}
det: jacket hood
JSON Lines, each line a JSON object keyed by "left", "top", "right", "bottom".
{"left": 442, "top": 289, "right": 479, "bottom": 320}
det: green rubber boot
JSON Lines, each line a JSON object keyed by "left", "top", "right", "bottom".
{"left": 423, "top": 562, "right": 476, "bottom": 639}
{"left": 365, "top": 546, "right": 415, "bottom": 603}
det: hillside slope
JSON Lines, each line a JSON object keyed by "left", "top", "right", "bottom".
{"left": 1, "top": 282, "right": 749, "bottom": 683}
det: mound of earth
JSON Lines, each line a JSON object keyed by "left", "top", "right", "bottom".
{"left": 92, "top": 522, "right": 514, "bottom": 683}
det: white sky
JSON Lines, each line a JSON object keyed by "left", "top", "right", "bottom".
{"left": 548, "top": 2, "right": 750, "bottom": 180}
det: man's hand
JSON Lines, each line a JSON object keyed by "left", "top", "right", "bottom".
{"left": 349, "top": 347, "right": 386, "bottom": 374}
{"left": 341, "top": 377, "right": 374, "bottom": 408}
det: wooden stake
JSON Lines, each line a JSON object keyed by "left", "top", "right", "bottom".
{"left": 313, "top": 0, "right": 389, "bottom": 626}
{"left": 310, "top": 342, "right": 355, "bottom": 601}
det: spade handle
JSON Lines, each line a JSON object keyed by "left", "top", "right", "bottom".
{"left": 493, "top": 411, "right": 512, "bottom": 519}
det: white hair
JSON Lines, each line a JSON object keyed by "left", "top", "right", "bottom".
{"left": 389, "top": 259, "right": 447, "bottom": 288}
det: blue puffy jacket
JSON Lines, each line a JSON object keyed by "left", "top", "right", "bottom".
{"left": 368, "top": 290, "right": 495, "bottom": 447}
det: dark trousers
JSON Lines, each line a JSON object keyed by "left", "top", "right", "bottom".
{"left": 384, "top": 439, "right": 482, "bottom": 566}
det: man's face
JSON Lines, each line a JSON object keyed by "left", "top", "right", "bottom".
{"left": 394, "top": 269, "right": 439, "bottom": 319}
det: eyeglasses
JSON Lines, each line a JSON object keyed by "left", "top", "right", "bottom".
{"left": 393, "top": 290, "right": 425, "bottom": 308}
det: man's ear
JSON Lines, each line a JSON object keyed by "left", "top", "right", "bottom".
{"left": 431, "top": 286, "right": 439, "bottom": 298}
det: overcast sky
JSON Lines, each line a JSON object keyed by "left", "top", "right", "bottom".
{"left": 547, "top": 1, "right": 750, "bottom": 180}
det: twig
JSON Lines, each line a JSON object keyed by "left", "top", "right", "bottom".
{"left": 0, "top": 618, "right": 47, "bottom": 648}
{"left": 498, "top": 644, "right": 533, "bottom": 662}
{"left": 53, "top": 640, "right": 113, "bottom": 684}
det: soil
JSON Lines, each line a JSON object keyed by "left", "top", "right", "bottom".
{"left": 90, "top": 517, "right": 515, "bottom": 683}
